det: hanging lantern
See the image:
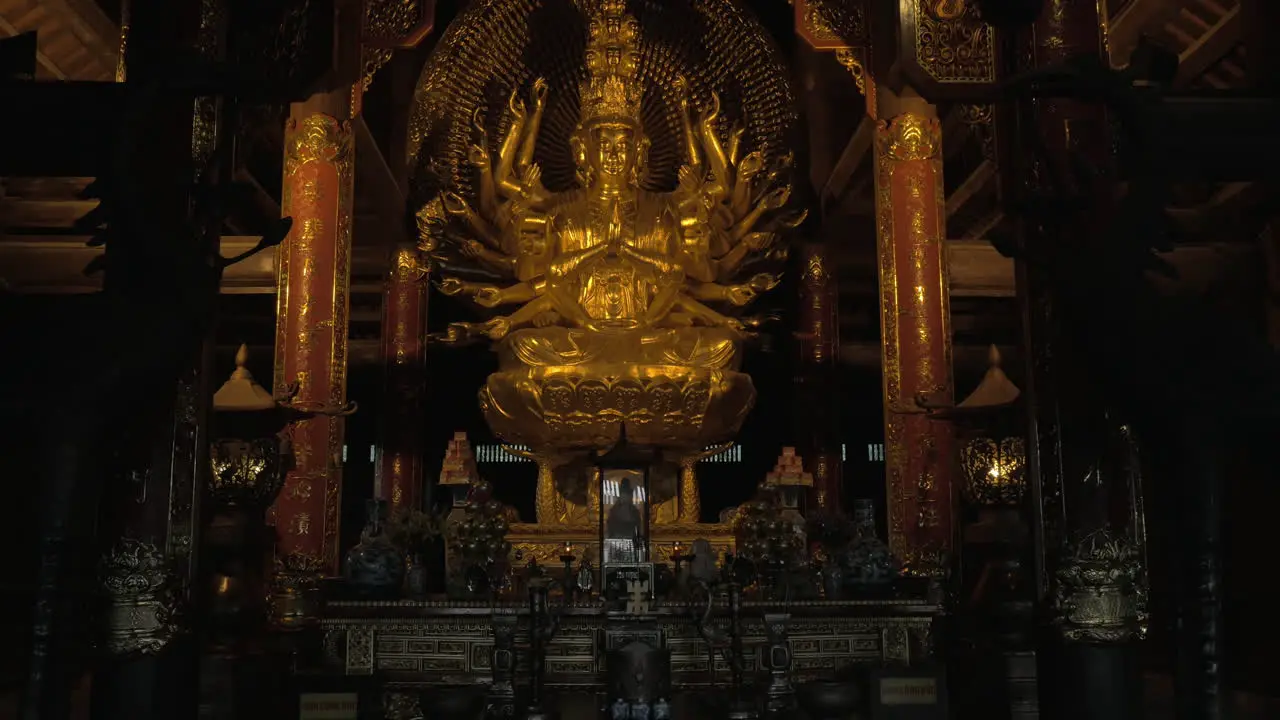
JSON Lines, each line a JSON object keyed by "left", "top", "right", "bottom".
{"left": 209, "top": 345, "right": 291, "bottom": 509}
{"left": 960, "top": 436, "right": 1026, "bottom": 507}
{"left": 947, "top": 346, "right": 1025, "bottom": 509}
{"left": 204, "top": 344, "right": 354, "bottom": 632}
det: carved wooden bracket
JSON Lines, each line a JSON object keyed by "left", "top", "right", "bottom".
{"left": 891, "top": 0, "right": 999, "bottom": 102}
{"left": 352, "top": 0, "right": 438, "bottom": 115}
{"left": 795, "top": 0, "right": 873, "bottom": 101}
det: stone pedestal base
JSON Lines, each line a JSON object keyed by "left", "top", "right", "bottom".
{"left": 1041, "top": 642, "right": 1141, "bottom": 720}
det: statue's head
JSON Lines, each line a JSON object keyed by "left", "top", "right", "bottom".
{"left": 573, "top": 0, "right": 647, "bottom": 189}
{"left": 574, "top": 120, "right": 648, "bottom": 189}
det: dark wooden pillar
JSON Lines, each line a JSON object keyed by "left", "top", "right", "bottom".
{"left": 1000, "top": 3, "right": 1147, "bottom": 719}
{"left": 1243, "top": 0, "right": 1280, "bottom": 348}
{"left": 375, "top": 245, "right": 429, "bottom": 513}
{"left": 793, "top": 241, "right": 843, "bottom": 511}
{"left": 89, "top": 1, "right": 217, "bottom": 719}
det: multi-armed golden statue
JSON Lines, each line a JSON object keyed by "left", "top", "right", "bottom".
{"left": 412, "top": 0, "right": 800, "bottom": 549}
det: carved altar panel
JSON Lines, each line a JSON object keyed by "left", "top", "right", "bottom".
{"left": 319, "top": 601, "right": 938, "bottom": 687}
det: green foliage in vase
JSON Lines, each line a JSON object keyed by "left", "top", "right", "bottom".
{"left": 387, "top": 508, "right": 444, "bottom": 557}
{"left": 805, "top": 511, "right": 856, "bottom": 556}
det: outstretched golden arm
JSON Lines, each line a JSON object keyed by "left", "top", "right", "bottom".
{"left": 697, "top": 92, "right": 730, "bottom": 205}
{"left": 515, "top": 78, "right": 548, "bottom": 178}
{"left": 443, "top": 192, "right": 503, "bottom": 249}
{"left": 686, "top": 272, "right": 779, "bottom": 307}
{"left": 494, "top": 89, "right": 527, "bottom": 198}
{"left": 675, "top": 76, "right": 704, "bottom": 176}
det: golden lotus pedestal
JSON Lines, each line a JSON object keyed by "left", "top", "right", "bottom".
{"left": 477, "top": 327, "right": 754, "bottom": 563}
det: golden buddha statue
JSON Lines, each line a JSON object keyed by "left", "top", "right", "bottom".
{"left": 412, "top": 0, "right": 800, "bottom": 537}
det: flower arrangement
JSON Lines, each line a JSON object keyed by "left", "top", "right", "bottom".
{"left": 734, "top": 485, "right": 804, "bottom": 567}
{"left": 449, "top": 480, "right": 513, "bottom": 569}
{"left": 386, "top": 508, "right": 444, "bottom": 559}
{"left": 805, "top": 511, "right": 856, "bottom": 558}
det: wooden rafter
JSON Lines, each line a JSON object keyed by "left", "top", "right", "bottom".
{"left": 1174, "top": 4, "right": 1242, "bottom": 86}
{"left": 0, "top": 15, "right": 65, "bottom": 79}
{"left": 831, "top": 237, "right": 1261, "bottom": 300}
{"left": 946, "top": 240, "right": 1016, "bottom": 297}
{"left": 946, "top": 159, "right": 994, "bottom": 219}
{"left": 353, "top": 115, "right": 405, "bottom": 247}
{"left": 0, "top": 198, "right": 98, "bottom": 228}
{"left": 839, "top": 342, "right": 1019, "bottom": 368}
{"left": 962, "top": 211, "right": 1005, "bottom": 241}
{"left": 820, "top": 115, "right": 872, "bottom": 209}
{"left": 0, "top": 235, "right": 389, "bottom": 294}
{"left": 1110, "top": 0, "right": 1193, "bottom": 67}
{"left": 0, "top": 0, "right": 117, "bottom": 81}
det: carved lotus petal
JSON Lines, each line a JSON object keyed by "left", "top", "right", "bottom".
{"left": 543, "top": 379, "right": 577, "bottom": 414}
{"left": 482, "top": 365, "right": 754, "bottom": 455}
{"left": 577, "top": 380, "right": 610, "bottom": 414}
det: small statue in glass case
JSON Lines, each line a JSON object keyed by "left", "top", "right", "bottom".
{"left": 576, "top": 559, "right": 595, "bottom": 596}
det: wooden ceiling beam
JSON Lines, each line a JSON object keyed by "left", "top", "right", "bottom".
{"left": 215, "top": 337, "right": 1033, "bottom": 372}
{"left": 39, "top": 0, "right": 118, "bottom": 78}
{"left": 1110, "top": 0, "right": 1192, "bottom": 67}
{"left": 834, "top": 239, "right": 1258, "bottom": 298}
{"left": 0, "top": 235, "right": 389, "bottom": 294}
{"left": 839, "top": 341, "right": 1020, "bottom": 368}
{"left": 0, "top": 0, "right": 117, "bottom": 81}
{"left": 353, "top": 115, "right": 406, "bottom": 247}
{"left": 2, "top": 176, "right": 93, "bottom": 197}
{"left": 820, "top": 115, "right": 873, "bottom": 210}
{"left": 947, "top": 239, "right": 1016, "bottom": 297}
{"left": 833, "top": 239, "right": 1014, "bottom": 296}
{"left": 0, "top": 15, "right": 66, "bottom": 79}
{"left": 962, "top": 210, "right": 1005, "bottom": 241}
{"left": 0, "top": 236, "right": 269, "bottom": 293}
{"left": 939, "top": 104, "right": 966, "bottom": 160}
{"left": 0, "top": 197, "right": 98, "bottom": 227}
{"left": 1174, "top": 4, "right": 1242, "bottom": 86}
{"left": 216, "top": 340, "right": 1029, "bottom": 370}
{"left": 946, "top": 159, "right": 995, "bottom": 218}
{"left": 1166, "top": 181, "right": 1260, "bottom": 232}
{"left": 232, "top": 167, "right": 283, "bottom": 225}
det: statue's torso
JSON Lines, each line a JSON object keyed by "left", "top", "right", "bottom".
{"left": 546, "top": 189, "right": 678, "bottom": 323}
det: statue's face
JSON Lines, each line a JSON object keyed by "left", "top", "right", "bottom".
{"left": 587, "top": 124, "right": 637, "bottom": 184}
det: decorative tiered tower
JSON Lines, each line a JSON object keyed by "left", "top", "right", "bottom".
{"left": 439, "top": 431, "right": 479, "bottom": 525}
{"left": 764, "top": 447, "right": 815, "bottom": 517}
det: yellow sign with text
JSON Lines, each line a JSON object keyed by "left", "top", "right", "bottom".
{"left": 299, "top": 693, "right": 358, "bottom": 720}
{"left": 879, "top": 677, "right": 938, "bottom": 705}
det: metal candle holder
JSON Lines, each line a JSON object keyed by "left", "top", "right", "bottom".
{"left": 525, "top": 578, "right": 563, "bottom": 720}
{"left": 692, "top": 579, "right": 756, "bottom": 719}
{"left": 560, "top": 543, "right": 576, "bottom": 602}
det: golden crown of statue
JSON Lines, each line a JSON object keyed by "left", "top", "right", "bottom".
{"left": 578, "top": 0, "right": 643, "bottom": 127}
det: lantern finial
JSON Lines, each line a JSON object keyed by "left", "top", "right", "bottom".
{"left": 233, "top": 343, "right": 250, "bottom": 377}
{"left": 957, "top": 344, "right": 1020, "bottom": 410}
{"left": 213, "top": 344, "right": 277, "bottom": 412}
